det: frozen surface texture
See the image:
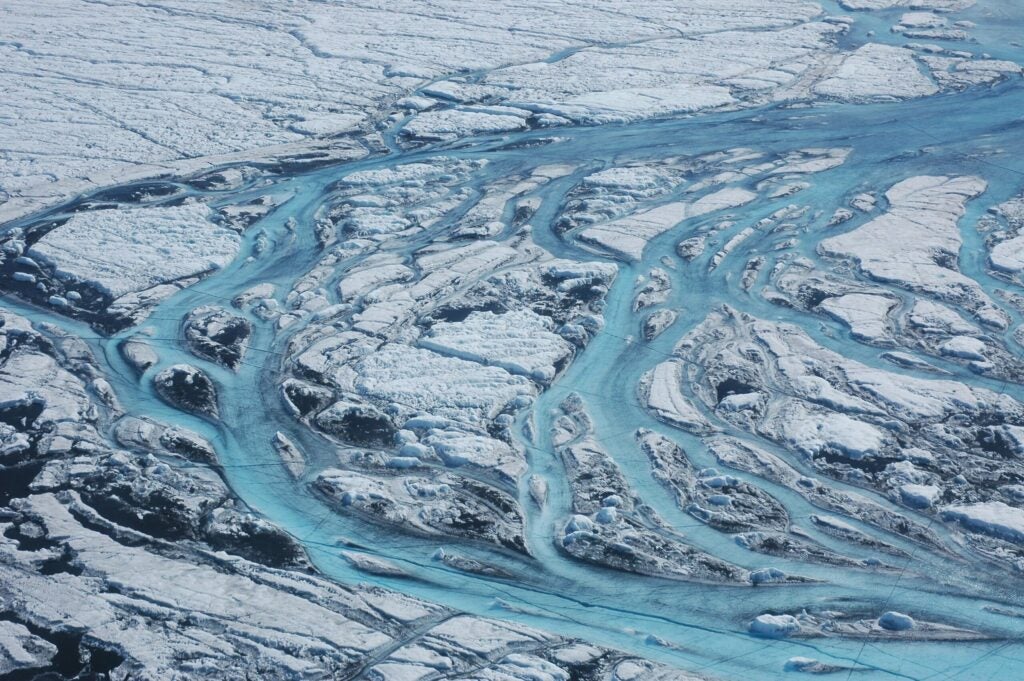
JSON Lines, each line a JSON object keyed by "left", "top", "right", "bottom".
{"left": 0, "top": 309, "right": 702, "bottom": 680}
{"left": 30, "top": 203, "right": 239, "bottom": 299}
{"left": 3, "top": 0, "right": 1024, "bottom": 679}
{"left": 3, "top": 0, "right": 1013, "bottom": 224}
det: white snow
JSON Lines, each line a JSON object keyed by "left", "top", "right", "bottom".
{"left": 479, "top": 19, "right": 843, "bottom": 125}
{"left": 411, "top": 241, "right": 519, "bottom": 300}
{"left": 427, "top": 616, "right": 550, "bottom": 655}
{"left": 366, "top": 662, "right": 435, "bottom": 681}
{"left": 899, "top": 12, "right": 948, "bottom": 29}
{"left": 423, "top": 429, "right": 525, "bottom": 480}
{"left": 818, "top": 293, "right": 897, "bottom": 342}
{"left": 339, "top": 260, "right": 415, "bottom": 301}
{"left": 941, "top": 501, "right": 1024, "bottom": 544}
{"left": 29, "top": 204, "right": 240, "bottom": 299}
{"left": 11, "top": 493, "right": 393, "bottom": 673}
{"left": 351, "top": 344, "right": 535, "bottom": 428}
{"left": 0, "top": 0, "right": 994, "bottom": 234}
{"left": 907, "top": 299, "right": 978, "bottom": 335}
{"left": 815, "top": 44, "right": 938, "bottom": 102}
{"left": 820, "top": 176, "right": 988, "bottom": 306}
{"left": 475, "top": 653, "right": 572, "bottom": 681}
{"left": 900, "top": 484, "right": 941, "bottom": 509}
{"left": 749, "top": 614, "right": 802, "bottom": 637}
{"left": 421, "top": 309, "right": 573, "bottom": 382}
{"left": 554, "top": 84, "right": 736, "bottom": 122}
{"left": 0, "top": 621, "right": 56, "bottom": 675}
{"left": 938, "top": 336, "right": 986, "bottom": 361}
{"left": 839, "top": 0, "right": 973, "bottom": 9}
{"left": 642, "top": 361, "right": 714, "bottom": 432}
{"left": 1, "top": 0, "right": 895, "bottom": 226}
{"left": 990, "top": 235, "right": 1024, "bottom": 273}
{"left": 579, "top": 187, "right": 756, "bottom": 261}
{"left": 0, "top": 351, "right": 93, "bottom": 426}
{"left": 579, "top": 203, "right": 689, "bottom": 262}
{"left": 401, "top": 109, "right": 529, "bottom": 141}
{"left": 776, "top": 402, "right": 887, "bottom": 460}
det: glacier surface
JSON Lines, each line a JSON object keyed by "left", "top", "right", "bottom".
{"left": 2, "top": 0, "right": 1024, "bottom": 679}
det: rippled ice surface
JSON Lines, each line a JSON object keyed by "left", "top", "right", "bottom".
{"left": 5, "top": 3, "right": 1024, "bottom": 680}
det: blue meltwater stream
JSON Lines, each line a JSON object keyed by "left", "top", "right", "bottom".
{"left": 6, "top": 5, "right": 1024, "bottom": 677}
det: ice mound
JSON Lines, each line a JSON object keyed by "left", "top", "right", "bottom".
{"left": 750, "top": 614, "right": 802, "bottom": 637}
{"left": 878, "top": 611, "right": 916, "bottom": 631}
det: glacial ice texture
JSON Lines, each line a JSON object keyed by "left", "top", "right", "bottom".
{"left": 2, "top": 0, "right": 1024, "bottom": 680}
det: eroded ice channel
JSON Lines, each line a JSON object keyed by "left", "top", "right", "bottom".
{"left": 4, "top": 6, "right": 1024, "bottom": 680}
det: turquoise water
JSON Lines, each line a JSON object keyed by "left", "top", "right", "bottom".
{"left": 6, "top": 8, "right": 1024, "bottom": 679}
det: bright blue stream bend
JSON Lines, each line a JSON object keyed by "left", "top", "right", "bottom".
{"left": 7, "top": 65, "right": 1024, "bottom": 680}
